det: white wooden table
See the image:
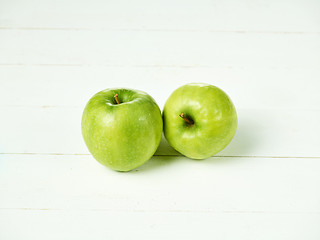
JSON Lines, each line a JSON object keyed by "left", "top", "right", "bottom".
{"left": 1, "top": 0, "right": 320, "bottom": 239}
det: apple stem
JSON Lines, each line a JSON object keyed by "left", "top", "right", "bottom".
{"left": 179, "top": 113, "right": 194, "bottom": 125}
{"left": 114, "top": 94, "right": 120, "bottom": 104}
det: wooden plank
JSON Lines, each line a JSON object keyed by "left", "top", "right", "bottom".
{"left": 1, "top": 66, "right": 320, "bottom": 111}
{"left": 0, "top": 30, "right": 319, "bottom": 67}
{"left": 0, "top": 210, "right": 319, "bottom": 240}
{"left": 0, "top": 155, "right": 319, "bottom": 213}
{"left": 0, "top": 106, "right": 319, "bottom": 157}
{"left": 0, "top": 0, "right": 319, "bottom": 32}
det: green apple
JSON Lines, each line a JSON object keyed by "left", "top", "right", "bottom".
{"left": 81, "top": 88, "right": 163, "bottom": 171}
{"left": 163, "top": 83, "right": 237, "bottom": 159}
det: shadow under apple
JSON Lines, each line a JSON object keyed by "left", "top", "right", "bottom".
{"left": 133, "top": 114, "right": 258, "bottom": 172}
{"left": 154, "top": 134, "right": 180, "bottom": 156}
{"left": 130, "top": 135, "right": 181, "bottom": 173}
{"left": 215, "top": 115, "right": 259, "bottom": 157}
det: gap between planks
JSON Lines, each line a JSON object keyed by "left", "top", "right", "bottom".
{"left": 0, "top": 63, "right": 235, "bottom": 69}
{"left": 0, "top": 64, "right": 318, "bottom": 70}
{"left": 0, "top": 27, "right": 320, "bottom": 35}
{"left": 0, "top": 152, "right": 319, "bottom": 159}
{"left": 0, "top": 208, "right": 319, "bottom": 214}
{"left": 0, "top": 63, "right": 305, "bottom": 69}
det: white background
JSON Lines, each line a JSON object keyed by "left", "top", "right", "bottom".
{"left": 0, "top": 0, "right": 320, "bottom": 239}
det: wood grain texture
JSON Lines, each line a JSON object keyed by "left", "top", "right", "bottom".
{"left": 1, "top": 210, "right": 319, "bottom": 240}
{"left": 1, "top": 30, "right": 319, "bottom": 67}
{"left": 0, "top": 154, "right": 319, "bottom": 212}
{"left": 1, "top": 154, "right": 319, "bottom": 239}
{"left": 1, "top": 0, "right": 319, "bottom": 32}
{"left": 1, "top": 66, "right": 320, "bottom": 110}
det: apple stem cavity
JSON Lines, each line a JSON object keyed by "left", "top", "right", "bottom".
{"left": 179, "top": 113, "right": 194, "bottom": 125}
{"left": 114, "top": 94, "right": 120, "bottom": 104}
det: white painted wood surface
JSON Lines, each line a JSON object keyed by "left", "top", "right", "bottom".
{"left": 0, "top": 0, "right": 320, "bottom": 239}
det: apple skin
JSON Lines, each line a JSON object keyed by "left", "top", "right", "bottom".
{"left": 163, "top": 83, "right": 237, "bottom": 159}
{"left": 81, "top": 88, "right": 163, "bottom": 171}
